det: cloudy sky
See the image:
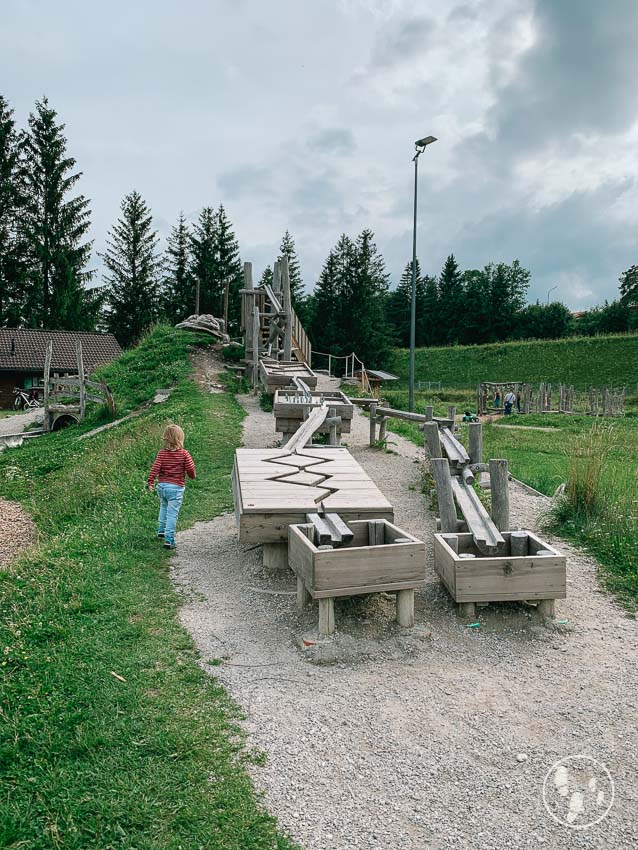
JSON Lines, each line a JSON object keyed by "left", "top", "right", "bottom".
{"left": 3, "top": 0, "right": 637, "bottom": 307}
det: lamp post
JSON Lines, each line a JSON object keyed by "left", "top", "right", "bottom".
{"left": 409, "top": 135, "right": 437, "bottom": 412}
{"left": 547, "top": 285, "right": 558, "bottom": 305}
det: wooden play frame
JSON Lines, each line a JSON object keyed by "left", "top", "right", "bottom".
{"left": 273, "top": 389, "right": 354, "bottom": 436}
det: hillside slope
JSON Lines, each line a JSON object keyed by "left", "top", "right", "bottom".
{"left": 389, "top": 333, "right": 638, "bottom": 388}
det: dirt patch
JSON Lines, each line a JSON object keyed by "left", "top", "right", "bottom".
{"left": 191, "top": 348, "right": 227, "bottom": 393}
{"left": 0, "top": 498, "right": 36, "bottom": 570}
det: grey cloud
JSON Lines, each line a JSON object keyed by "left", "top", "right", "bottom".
{"left": 307, "top": 128, "right": 355, "bottom": 155}
{"left": 492, "top": 0, "right": 638, "bottom": 149}
{"left": 370, "top": 15, "right": 435, "bottom": 68}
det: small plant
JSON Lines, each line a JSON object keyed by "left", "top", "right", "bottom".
{"left": 259, "top": 391, "right": 273, "bottom": 412}
{"left": 221, "top": 342, "right": 244, "bottom": 363}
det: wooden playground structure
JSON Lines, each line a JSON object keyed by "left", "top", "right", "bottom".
{"left": 477, "top": 381, "right": 625, "bottom": 416}
{"left": 232, "top": 262, "right": 567, "bottom": 635}
{"left": 43, "top": 340, "right": 114, "bottom": 431}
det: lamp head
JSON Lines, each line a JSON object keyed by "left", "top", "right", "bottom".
{"left": 415, "top": 135, "right": 437, "bottom": 149}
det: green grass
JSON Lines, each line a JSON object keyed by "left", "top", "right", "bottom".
{"left": 380, "top": 405, "right": 638, "bottom": 607}
{"left": 0, "top": 410, "right": 17, "bottom": 418}
{"left": 0, "top": 326, "right": 297, "bottom": 849}
{"left": 389, "top": 332, "right": 638, "bottom": 389}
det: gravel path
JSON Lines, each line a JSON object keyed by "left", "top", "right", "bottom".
{"left": 0, "top": 498, "right": 36, "bottom": 570}
{"left": 172, "top": 377, "right": 637, "bottom": 850}
{"left": 0, "top": 408, "right": 43, "bottom": 436}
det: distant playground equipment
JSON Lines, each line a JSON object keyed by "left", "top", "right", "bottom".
{"left": 42, "top": 340, "right": 114, "bottom": 431}
{"left": 477, "top": 381, "right": 625, "bottom": 416}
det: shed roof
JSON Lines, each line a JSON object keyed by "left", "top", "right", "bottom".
{"left": 356, "top": 369, "right": 399, "bottom": 382}
{"left": 0, "top": 328, "right": 122, "bottom": 373}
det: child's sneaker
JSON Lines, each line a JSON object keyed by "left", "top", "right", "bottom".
{"left": 157, "top": 531, "right": 165, "bottom": 539}
{"left": 164, "top": 538, "right": 176, "bottom": 550}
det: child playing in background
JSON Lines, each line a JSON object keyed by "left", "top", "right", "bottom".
{"left": 147, "top": 424, "right": 196, "bottom": 549}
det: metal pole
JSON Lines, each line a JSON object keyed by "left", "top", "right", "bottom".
{"left": 409, "top": 152, "right": 419, "bottom": 412}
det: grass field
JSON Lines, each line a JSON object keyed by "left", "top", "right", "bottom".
{"left": 0, "top": 326, "right": 296, "bottom": 849}
{"left": 389, "top": 332, "right": 638, "bottom": 389}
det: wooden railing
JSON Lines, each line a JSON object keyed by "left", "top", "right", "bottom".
{"left": 291, "top": 308, "right": 311, "bottom": 365}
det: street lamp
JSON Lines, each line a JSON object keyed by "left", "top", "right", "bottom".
{"left": 409, "top": 135, "right": 437, "bottom": 412}
{"left": 547, "top": 285, "right": 558, "bottom": 305}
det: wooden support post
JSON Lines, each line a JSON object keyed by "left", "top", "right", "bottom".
{"left": 243, "top": 262, "right": 254, "bottom": 355}
{"left": 468, "top": 422, "right": 483, "bottom": 465}
{"left": 510, "top": 531, "right": 528, "bottom": 556}
{"left": 281, "top": 255, "right": 292, "bottom": 361}
{"left": 318, "top": 598, "right": 335, "bottom": 635}
{"left": 262, "top": 542, "right": 288, "bottom": 570}
{"left": 459, "top": 602, "right": 477, "bottom": 618}
{"left": 431, "top": 458, "right": 458, "bottom": 532}
{"left": 43, "top": 340, "right": 52, "bottom": 413}
{"left": 448, "top": 405, "right": 457, "bottom": 423}
{"left": 377, "top": 416, "right": 388, "bottom": 444}
{"left": 446, "top": 534, "right": 459, "bottom": 554}
{"left": 558, "top": 383, "right": 564, "bottom": 413}
{"left": 539, "top": 382, "right": 545, "bottom": 412}
{"left": 489, "top": 459, "right": 510, "bottom": 532}
{"left": 297, "top": 576, "right": 310, "bottom": 609}
{"left": 538, "top": 599, "right": 555, "bottom": 619}
{"left": 328, "top": 354, "right": 332, "bottom": 376}
{"left": 76, "top": 342, "right": 85, "bottom": 419}
{"left": 396, "top": 589, "right": 414, "bottom": 628}
{"left": 423, "top": 421, "right": 442, "bottom": 458}
{"left": 367, "top": 519, "right": 385, "bottom": 546}
{"left": 424, "top": 405, "right": 434, "bottom": 421}
{"left": 369, "top": 401, "right": 378, "bottom": 447}
{"left": 223, "top": 278, "right": 230, "bottom": 334}
{"left": 328, "top": 406, "right": 339, "bottom": 446}
{"left": 272, "top": 259, "right": 281, "bottom": 293}
{"left": 252, "top": 306, "right": 260, "bottom": 390}
{"left": 523, "top": 384, "right": 531, "bottom": 414}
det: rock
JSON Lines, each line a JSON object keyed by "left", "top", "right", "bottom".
{"left": 516, "top": 753, "right": 528, "bottom": 763}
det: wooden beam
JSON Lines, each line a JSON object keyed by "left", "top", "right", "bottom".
{"left": 489, "top": 459, "right": 510, "bottom": 531}
{"left": 284, "top": 404, "right": 330, "bottom": 452}
{"left": 280, "top": 255, "right": 292, "bottom": 361}
{"left": 430, "top": 458, "right": 458, "bottom": 533}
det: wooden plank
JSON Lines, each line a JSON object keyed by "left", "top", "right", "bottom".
{"left": 305, "top": 513, "right": 333, "bottom": 545}
{"left": 450, "top": 476, "right": 504, "bottom": 554}
{"left": 311, "top": 579, "right": 426, "bottom": 600}
{"left": 440, "top": 427, "right": 470, "bottom": 466}
{"left": 324, "top": 513, "right": 354, "bottom": 545}
{"left": 284, "top": 404, "right": 330, "bottom": 452}
{"left": 313, "top": 543, "right": 425, "bottom": 592}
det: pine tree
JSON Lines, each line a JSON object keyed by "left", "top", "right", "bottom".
{"left": 386, "top": 260, "right": 426, "bottom": 347}
{"left": 0, "top": 95, "right": 25, "bottom": 326}
{"left": 279, "top": 230, "right": 304, "bottom": 307}
{"left": 418, "top": 274, "right": 438, "bottom": 347}
{"left": 259, "top": 265, "right": 273, "bottom": 288}
{"left": 310, "top": 248, "right": 343, "bottom": 357}
{"left": 102, "top": 190, "right": 161, "bottom": 347}
{"left": 459, "top": 269, "right": 490, "bottom": 345}
{"left": 214, "top": 205, "right": 243, "bottom": 335}
{"left": 437, "top": 254, "right": 464, "bottom": 345}
{"left": 342, "top": 230, "right": 391, "bottom": 368}
{"left": 483, "top": 259, "right": 530, "bottom": 342}
{"left": 162, "top": 212, "right": 194, "bottom": 320}
{"left": 619, "top": 264, "right": 638, "bottom": 305}
{"left": 20, "top": 97, "right": 96, "bottom": 330}
{"left": 190, "top": 207, "right": 217, "bottom": 317}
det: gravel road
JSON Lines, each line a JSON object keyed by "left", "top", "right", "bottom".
{"left": 173, "top": 376, "right": 637, "bottom": 850}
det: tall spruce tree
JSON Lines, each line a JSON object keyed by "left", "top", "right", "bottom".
{"left": 162, "top": 212, "right": 193, "bottom": 320}
{"left": 0, "top": 95, "right": 25, "bottom": 325}
{"left": 342, "top": 229, "right": 391, "bottom": 368}
{"left": 21, "top": 97, "right": 96, "bottom": 330}
{"left": 310, "top": 248, "right": 344, "bottom": 357}
{"left": 279, "top": 230, "right": 304, "bottom": 307}
{"left": 259, "top": 265, "right": 273, "bottom": 288}
{"left": 386, "top": 260, "right": 427, "bottom": 347}
{"left": 419, "top": 274, "right": 439, "bottom": 347}
{"left": 214, "top": 205, "right": 242, "bottom": 334}
{"left": 102, "top": 190, "right": 161, "bottom": 347}
{"left": 483, "top": 259, "right": 530, "bottom": 342}
{"left": 437, "top": 254, "right": 464, "bottom": 345}
{"left": 619, "top": 264, "right": 638, "bottom": 305}
{"left": 190, "top": 207, "right": 217, "bottom": 317}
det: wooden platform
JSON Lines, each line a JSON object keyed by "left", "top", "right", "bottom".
{"left": 259, "top": 359, "right": 318, "bottom": 394}
{"left": 232, "top": 447, "right": 394, "bottom": 543}
{"left": 273, "top": 390, "right": 354, "bottom": 435}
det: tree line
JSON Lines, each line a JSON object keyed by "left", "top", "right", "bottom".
{"left": 2, "top": 93, "right": 636, "bottom": 353}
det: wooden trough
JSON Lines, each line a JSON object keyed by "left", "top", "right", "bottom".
{"left": 273, "top": 389, "right": 354, "bottom": 437}
{"left": 289, "top": 518, "right": 426, "bottom": 635}
{"left": 232, "top": 447, "right": 394, "bottom": 545}
{"left": 259, "top": 359, "right": 318, "bottom": 394}
{"left": 434, "top": 531, "right": 566, "bottom": 618}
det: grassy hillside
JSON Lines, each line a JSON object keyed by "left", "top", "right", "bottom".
{"left": 389, "top": 333, "right": 638, "bottom": 389}
{"left": 0, "top": 326, "right": 296, "bottom": 849}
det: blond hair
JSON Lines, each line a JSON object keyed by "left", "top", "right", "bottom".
{"left": 163, "top": 424, "right": 184, "bottom": 450}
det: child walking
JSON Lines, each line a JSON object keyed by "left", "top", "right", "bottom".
{"left": 147, "top": 424, "right": 196, "bottom": 549}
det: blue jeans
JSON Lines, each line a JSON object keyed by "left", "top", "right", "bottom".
{"left": 157, "top": 483, "right": 185, "bottom": 543}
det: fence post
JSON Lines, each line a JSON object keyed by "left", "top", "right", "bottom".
{"left": 328, "top": 354, "right": 332, "bottom": 377}
{"left": 431, "top": 458, "right": 458, "bottom": 533}
{"left": 424, "top": 405, "right": 434, "bottom": 421}
{"left": 423, "top": 422, "right": 442, "bottom": 458}
{"left": 369, "top": 402, "right": 377, "bottom": 447}
{"left": 468, "top": 422, "right": 483, "bottom": 465}
{"left": 489, "top": 459, "right": 510, "bottom": 531}
{"left": 280, "top": 256, "right": 292, "bottom": 361}
{"left": 252, "top": 306, "right": 260, "bottom": 391}
{"left": 448, "top": 405, "right": 457, "bottom": 423}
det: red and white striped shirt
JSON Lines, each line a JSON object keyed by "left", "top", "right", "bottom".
{"left": 148, "top": 449, "right": 196, "bottom": 488}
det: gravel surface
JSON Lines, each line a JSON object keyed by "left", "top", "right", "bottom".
{"left": 172, "top": 375, "right": 638, "bottom": 850}
{"left": 0, "top": 408, "right": 43, "bottom": 436}
{"left": 0, "top": 498, "right": 36, "bottom": 569}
